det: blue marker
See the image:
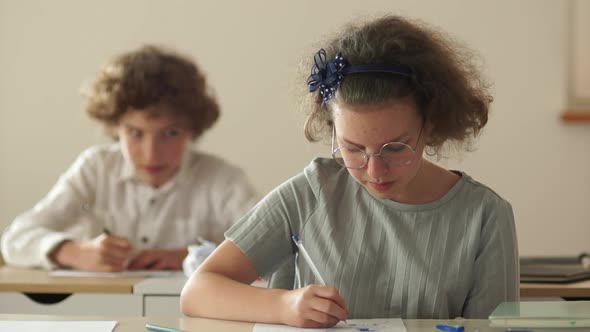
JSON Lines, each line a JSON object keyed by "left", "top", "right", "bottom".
{"left": 435, "top": 324, "right": 464, "bottom": 332}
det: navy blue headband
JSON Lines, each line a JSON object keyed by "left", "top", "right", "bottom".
{"left": 306, "top": 48, "right": 413, "bottom": 106}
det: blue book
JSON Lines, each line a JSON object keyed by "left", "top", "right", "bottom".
{"left": 489, "top": 301, "right": 590, "bottom": 328}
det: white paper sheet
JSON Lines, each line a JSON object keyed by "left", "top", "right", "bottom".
{"left": 49, "top": 269, "right": 185, "bottom": 278}
{"left": 0, "top": 320, "right": 117, "bottom": 332}
{"left": 253, "top": 318, "right": 406, "bottom": 332}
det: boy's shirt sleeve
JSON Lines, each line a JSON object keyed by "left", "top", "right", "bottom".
{"left": 1, "top": 148, "right": 99, "bottom": 269}
{"left": 207, "top": 167, "right": 260, "bottom": 244}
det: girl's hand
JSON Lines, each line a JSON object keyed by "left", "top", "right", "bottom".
{"left": 279, "top": 284, "right": 349, "bottom": 328}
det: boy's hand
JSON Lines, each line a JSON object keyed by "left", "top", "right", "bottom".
{"left": 127, "top": 248, "right": 187, "bottom": 270}
{"left": 50, "top": 233, "right": 132, "bottom": 272}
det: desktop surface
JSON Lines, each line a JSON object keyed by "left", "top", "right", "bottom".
{"left": 3, "top": 265, "right": 590, "bottom": 298}
{"left": 0, "top": 266, "right": 141, "bottom": 294}
{"left": 0, "top": 314, "right": 504, "bottom": 332}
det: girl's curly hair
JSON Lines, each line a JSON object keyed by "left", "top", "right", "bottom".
{"left": 301, "top": 16, "right": 492, "bottom": 156}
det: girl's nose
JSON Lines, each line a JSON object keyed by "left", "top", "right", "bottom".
{"left": 365, "top": 154, "right": 388, "bottom": 179}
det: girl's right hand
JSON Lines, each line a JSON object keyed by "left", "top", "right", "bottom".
{"left": 279, "top": 284, "right": 349, "bottom": 328}
{"left": 51, "top": 233, "right": 132, "bottom": 271}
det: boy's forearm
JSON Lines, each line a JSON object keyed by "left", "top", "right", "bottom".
{"left": 48, "top": 240, "right": 78, "bottom": 268}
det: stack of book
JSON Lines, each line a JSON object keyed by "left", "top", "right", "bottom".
{"left": 520, "top": 252, "right": 590, "bottom": 283}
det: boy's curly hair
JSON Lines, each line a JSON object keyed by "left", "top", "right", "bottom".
{"left": 83, "top": 45, "right": 219, "bottom": 139}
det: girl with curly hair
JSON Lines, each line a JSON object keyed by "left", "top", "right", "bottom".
{"left": 181, "top": 15, "right": 518, "bottom": 326}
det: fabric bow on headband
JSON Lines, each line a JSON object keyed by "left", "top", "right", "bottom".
{"left": 306, "top": 48, "right": 413, "bottom": 106}
{"left": 306, "top": 49, "right": 346, "bottom": 105}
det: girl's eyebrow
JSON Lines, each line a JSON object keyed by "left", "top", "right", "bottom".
{"left": 340, "top": 133, "right": 409, "bottom": 148}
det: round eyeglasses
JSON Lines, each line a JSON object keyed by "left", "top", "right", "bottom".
{"left": 331, "top": 126, "right": 421, "bottom": 169}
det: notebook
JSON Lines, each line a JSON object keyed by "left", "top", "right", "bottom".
{"left": 489, "top": 301, "right": 590, "bottom": 328}
{"left": 520, "top": 264, "right": 590, "bottom": 283}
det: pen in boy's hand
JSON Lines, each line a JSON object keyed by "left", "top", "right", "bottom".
{"left": 82, "top": 203, "right": 113, "bottom": 236}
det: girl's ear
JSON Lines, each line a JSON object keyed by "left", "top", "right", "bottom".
{"left": 424, "top": 120, "right": 434, "bottom": 138}
{"left": 418, "top": 115, "right": 433, "bottom": 147}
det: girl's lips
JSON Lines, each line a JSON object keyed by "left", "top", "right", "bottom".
{"left": 369, "top": 181, "right": 394, "bottom": 192}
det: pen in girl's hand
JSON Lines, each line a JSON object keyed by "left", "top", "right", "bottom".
{"left": 292, "top": 235, "right": 347, "bottom": 324}
{"left": 291, "top": 235, "right": 325, "bottom": 285}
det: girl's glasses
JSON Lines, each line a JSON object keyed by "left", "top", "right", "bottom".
{"left": 331, "top": 125, "right": 422, "bottom": 169}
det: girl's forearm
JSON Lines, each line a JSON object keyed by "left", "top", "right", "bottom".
{"left": 180, "top": 271, "right": 288, "bottom": 324}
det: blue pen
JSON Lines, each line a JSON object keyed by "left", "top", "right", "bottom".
{"left": 435, "top": 324, "right": 464, "bottom": 332}
{"left": 292, "top": 235, "right": 326, "bottom": 285}
{"left": 292, "top": 235, "right": 348, "bottom": 324}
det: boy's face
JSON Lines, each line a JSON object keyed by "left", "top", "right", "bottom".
{"left": 116, "top": 105, "right": 191, "bottom": 187}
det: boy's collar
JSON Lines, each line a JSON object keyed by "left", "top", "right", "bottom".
{"left": 117, "top": 143, "right": 194, "bottom": 188}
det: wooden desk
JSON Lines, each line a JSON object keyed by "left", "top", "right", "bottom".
{"left": 133, "top": 275, "right": 267, "bottom": 316}
{"left": 11, "top": 266, "right": 587, "bottom": 316}
{"left": 0, "top": 266, "right": 143, "bottom": 315}
{"left": 0, "top": 314, "right": 501, "bottom": 332}
{"left": 520, "top": 279, "right": 590, "bottom": 298}
{"left": 133, "top": 275, "right": 187, "bottom": 316}
{"left": 0, "top": 266, "right": 266, "bottom": 316}
{"left": 0, "top": 266, "right": 141, "bottom": 293}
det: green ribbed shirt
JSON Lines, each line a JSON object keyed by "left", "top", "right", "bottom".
{"left": 226, "top": 158, "right": 519, "bottom": 319}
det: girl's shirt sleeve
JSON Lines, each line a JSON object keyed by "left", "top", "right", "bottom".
{"left": 225, "top": 171, "right": 318, "bottom": 278}
{"left": 462, "top": 198, "right": 519, "bottom": 318}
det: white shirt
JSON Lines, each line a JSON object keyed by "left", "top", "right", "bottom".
{"left": 1, "top": 144, "right": 259, "bottom": 269}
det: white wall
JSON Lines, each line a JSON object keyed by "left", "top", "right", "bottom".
{"left": 1, "top": 0, "right": 588, "bottom": 256}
